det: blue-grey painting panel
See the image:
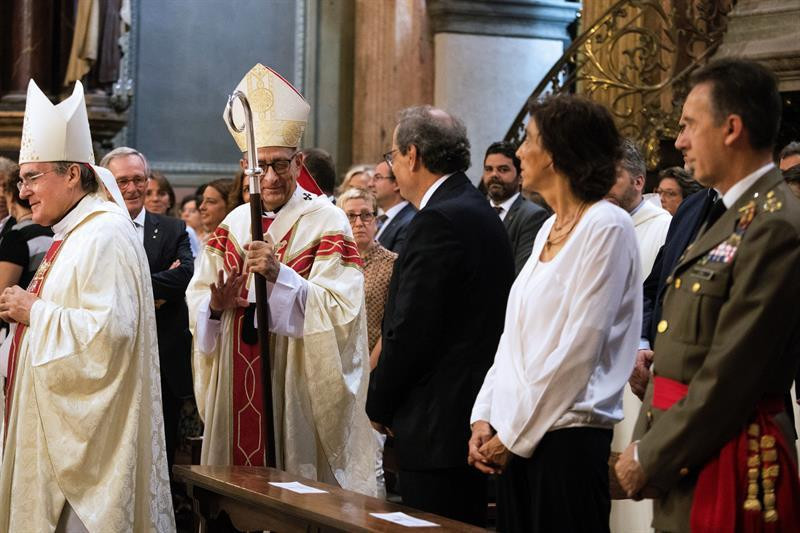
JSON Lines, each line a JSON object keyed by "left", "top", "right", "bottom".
{"left": 134, "top": 0, "right": 298, "bottom": 164}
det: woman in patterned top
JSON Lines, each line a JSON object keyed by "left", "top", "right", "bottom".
{"left": 338, "top": 187, "right": 397, "bottom": 369}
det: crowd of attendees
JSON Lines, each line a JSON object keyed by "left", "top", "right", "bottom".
{"left": 3, "top": 57, "right": 800, "bottom": 533}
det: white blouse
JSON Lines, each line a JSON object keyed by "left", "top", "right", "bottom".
{"left": 471, "top": 200, "right": 642, "bottom": 458}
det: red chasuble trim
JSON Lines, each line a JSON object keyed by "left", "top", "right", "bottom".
{"left": 4, "top": 239, "right": 66, "bottom": 444}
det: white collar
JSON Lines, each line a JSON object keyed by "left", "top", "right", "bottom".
{"left": 132, "top": 207, "right": 146, "bottom": 227}
{"left": 383, "top": 200, "right": 409, "bottom": 220}
{"left": 419, "top": 173, "right": 453, "bottom": 209}
{"left": 491, "top": 192, "right": 519, "bottom": 213}
{"left": 52, "top": 194, "right": 105, "bottom": 239}
{"left": 720, "top": 162, "right": 775, "bottom": 208}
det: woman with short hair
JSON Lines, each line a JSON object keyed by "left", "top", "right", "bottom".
{"left": 468, "top": 95, "right": 642, "bottom": 532}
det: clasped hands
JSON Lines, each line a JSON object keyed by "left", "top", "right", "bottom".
{"left": 468, "top": 420, "right": 512, "bottom": 475}
{"left": 0, "top": 286, "right": 37, "bottom": 325}
{"left": 615, "top": 441, "right": 648, "bottom": 498}
{"left": 208, "top": 239, "right": 280, "bottom": 318}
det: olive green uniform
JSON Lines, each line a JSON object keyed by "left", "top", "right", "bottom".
{"left": 633, "top": 168, "right": 800, "bottom": 532}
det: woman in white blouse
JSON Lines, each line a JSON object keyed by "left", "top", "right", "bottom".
{"left": 468, "top": 95, "right": 642, "bottom": 532}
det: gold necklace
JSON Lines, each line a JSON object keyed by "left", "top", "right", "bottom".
{"left": 546, "top": 202, "right": 587, "bottom": 249}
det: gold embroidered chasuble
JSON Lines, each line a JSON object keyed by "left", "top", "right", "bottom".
{"left": 0, "top": 194, "right": 175, "bottom": 532}
{"left": 187, "top": 186, "right": 377, "bottom": 496}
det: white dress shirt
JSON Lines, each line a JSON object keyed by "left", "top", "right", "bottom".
{"left": 419, "top": 173, "right": 454, "bottom": 209}
{"left": 490, "top": 192, "right": 520, "bottom": 222}
{"left": 375, "top": 200, "right": 409, "bottom": 240}
{"left": 132, "top": 207, "right": 146, "bottom": 242}
{"left": 471, "top": 201, "right": 642, "bottom": 458}
{"left": 721, "top": 161, "right": 774, "bottom": 208}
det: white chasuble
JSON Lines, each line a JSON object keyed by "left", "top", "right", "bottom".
{"left": 0, "top": 194, "right": 175, "bottom": 533}
{"left": 187, "top": 186, "right": 377, "bottom": 497}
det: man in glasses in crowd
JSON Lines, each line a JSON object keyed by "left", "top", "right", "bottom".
{"left": 187, "top": 64, "right": 377, "bottom": 496}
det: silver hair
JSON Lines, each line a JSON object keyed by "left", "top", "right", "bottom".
{"left": 619, "top": 138, "right": 646, "bottom": 179}
{"left": 99, "top": 146, "right": 150, "bottom": 175}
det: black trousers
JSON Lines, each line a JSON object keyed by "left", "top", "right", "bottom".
{"left": 497, "top": 427, "right": 612, "bottom": 533}
{"left": 161, "top": 380, "right": 181, "bottom": 471}
{"left": 400, "top": 466, "right": 487, "bottom": 527}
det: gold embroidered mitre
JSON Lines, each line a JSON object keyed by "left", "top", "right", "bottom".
{"left": 223, "top": 63, "right": 310, "bottom": 151}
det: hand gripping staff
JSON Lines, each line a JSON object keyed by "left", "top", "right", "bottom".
{"left": 226, "top": 91, "right": 276, "bottom": 468}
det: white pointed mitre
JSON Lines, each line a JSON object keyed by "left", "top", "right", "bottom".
{"left": 223, "top": 63, "right": 310, "bottom": 151}
{"left": 18, "top": 79, "right": 125, "bottom": 208}
{"left": 19, "top": 79, "right": 95, "bottom": 165}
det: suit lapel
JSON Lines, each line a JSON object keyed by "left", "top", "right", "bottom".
{"left": 675, "top": 168, "right": 783, "bottom": 273}
{"left": 143, "top": 212, "right": 160, "bottom": 265}
{"left": 504, "top": 194, "right": 523, "bottom": 229}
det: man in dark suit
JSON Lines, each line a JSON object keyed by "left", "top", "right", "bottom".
{"left": 629, "top": 187, "right": 714, "bottom": 399}
{"left": 102, "top": 147, "right": 195, "bottom": 467}
{"left": 367, "top": 106, "right": 515, "bottom": 526}
{"left": 616, "top": 59, "right": 800, "bottom": 532}
{"left": 482, "top": 141, "right": 548, "bottom": 275}
{"left": 370, "top": 159, "right": 416, "bottom": 254}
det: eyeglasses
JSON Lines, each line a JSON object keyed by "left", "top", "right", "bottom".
{"left": 346, "top": 212, "right": 376, "bottom": 223}
{"left": 17, "top": 168, "right": 61, "bottom": 192}
{"left": 654, "top": 188, "right": 681, "bottom": 198}
{"left": 383, "top": 149, "right": 400, "bottom": 168}
{"left": 259, "top": 152, "right": 298, "bottom": 176}
{"left": 372, "top": 172, "right": 393, "bottom": 182}
{"left": 116, "top": 176, "right": 148, "bottom": 189}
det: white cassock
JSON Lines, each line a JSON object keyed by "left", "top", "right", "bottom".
{"left": 186, "top": 185, "right": 377, "bottom": 497}
{"left": 611, "top": 195, "right": 671, "bottom": 533}
{"left": 0, "top": 194, "right": 175, "bottom": 532}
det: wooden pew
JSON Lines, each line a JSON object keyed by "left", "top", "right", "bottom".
{"left": 174, "top": 465, "right": 485, "bottom": 532}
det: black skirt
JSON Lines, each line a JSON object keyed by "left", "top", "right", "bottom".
{"left": 497, "top": 426, "right": 612, "bottom": 533}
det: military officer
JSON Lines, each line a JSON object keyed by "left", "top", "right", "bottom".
{"left": 615, "top": 58, "right": 800, "bottom": 532}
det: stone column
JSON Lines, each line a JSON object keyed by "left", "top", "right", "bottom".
{"left": 428, "top": 0, "right": 579, "bottom": 183}
{"left": 6, "top": 0, "right": 54, "bottom": 93}
{"left": 713, "top": 0, "right": 800, "bottom": 92}
{"left": 351, "top": 0, "right": 434, "bottom": 166}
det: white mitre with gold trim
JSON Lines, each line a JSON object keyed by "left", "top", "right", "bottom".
{"left": 18, "top": 79, "right": 125, "bottom": 207}
{"left": 223, "top": 63, "right": 310, "bottom": 150}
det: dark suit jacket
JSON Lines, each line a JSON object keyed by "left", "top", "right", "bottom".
{"left": 633, "top": 169, "right": 800, "bottom": 531}
{"left": 144, "top": 211, "right": 195, "bottom": 398}
{"left": 641, "top": 189, "right": 714, "bottom": 343}
{"left": 367, "top": 172, "right": 515, "bottom": 471}
{"left": 377, "top": 202, "right": 416, "bottom": 255}
{"left": 503, "top": 194, "right": 548, "bottom": 275}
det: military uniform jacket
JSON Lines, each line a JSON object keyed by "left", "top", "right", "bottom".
{"left": 632, "top": 167, "right": 800, "bottom": 532}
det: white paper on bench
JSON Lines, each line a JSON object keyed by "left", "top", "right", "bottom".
{"left": 370, "top": 512, "right": 440, "bottom": 527}
{"left": 268, "top": 481, "right": 328, "bottom": 494}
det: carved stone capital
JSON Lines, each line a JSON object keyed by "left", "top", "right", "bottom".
{"left": 427, "top": 0, "right": 580, "bottom": 40}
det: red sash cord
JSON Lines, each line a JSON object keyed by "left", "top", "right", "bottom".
{"left": 3, "top": 239, "right": 65, "bottom": 446}
{"left": 652, "top": 375, "right": 800, "bottom": 532}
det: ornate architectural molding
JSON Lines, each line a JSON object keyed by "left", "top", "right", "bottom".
{"left": 427, "top": 0, "right": 580, "bottom": 41}
{"left": 713, "top": 0, "right": 800, "bottom": 91}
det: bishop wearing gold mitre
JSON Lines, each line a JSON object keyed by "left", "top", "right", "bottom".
{"left": 0, "top": 80, "right": 175, "bottom": 532}
{"left": 186, "top": 64, "right": 377, "bottom": 496}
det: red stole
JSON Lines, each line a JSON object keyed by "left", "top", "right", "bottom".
{"left": 652, "top": 375, "right": 800, "bottom": 532}
{"left": 3, "top": 239, "right": 66, "bottom": 444}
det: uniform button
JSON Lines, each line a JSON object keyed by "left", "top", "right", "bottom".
{"left": 767, "top": 190, "right": 775, "bottom": 199}
{"left": 666, "top": 275, "right": 673, "bottom": 284}
{"left": 657, "top": 320, "right": 668, "bottom": 333}
{"left": 647, "top": 410, "right": 653, "bottom": 423}
{"left": 692, "top": 282, "right": 701, "bottom": 293}
{"left": 680, "top": 467, "right": 689, "bottom": 477}
{"left": 674, "top": 278, "right": 681, "bottom": 289}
